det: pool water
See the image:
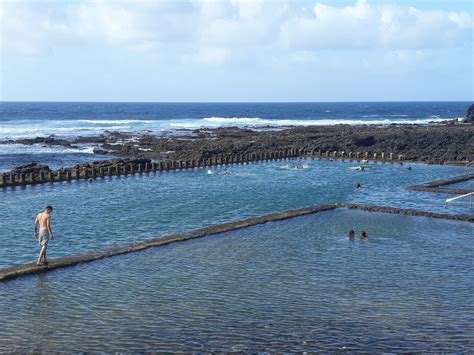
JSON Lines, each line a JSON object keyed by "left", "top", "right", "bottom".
{"left": 0, "top": 209, "right": 472, "bottom": 352}
{"left": 0, "top": 159, "right": 471, "bottom": 268}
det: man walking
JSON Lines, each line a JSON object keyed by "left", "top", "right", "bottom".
{"left": 34, "top": 206, "right": 54, "bottom": 266}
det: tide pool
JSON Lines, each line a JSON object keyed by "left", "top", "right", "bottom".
{"left": 0, "top": 209, "right": 472, "bottom": 352}
{"left": 0, "top": 159, "right": 471, "bottom": 268}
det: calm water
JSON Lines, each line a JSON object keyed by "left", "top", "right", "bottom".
{"left": 0, "top": 159, "right": 471, "bottom": 268}
{"left": 1, "top": 210, "right": 472, "bottom": 352}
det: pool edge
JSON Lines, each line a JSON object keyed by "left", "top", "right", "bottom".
{"left": 1, "top": 203, "right": 472, "bottom": 283}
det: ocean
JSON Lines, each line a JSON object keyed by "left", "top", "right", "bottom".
{"left": 0, "top": 101, "right": 470, "bottom": 139}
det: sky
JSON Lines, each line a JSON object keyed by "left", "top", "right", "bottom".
{"left": 0, "top": 0, "right": 472, "bottom": 102}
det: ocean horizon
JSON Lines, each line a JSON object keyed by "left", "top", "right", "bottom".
{"left": 0, "top": 101, "right": 470, "bottom": 140}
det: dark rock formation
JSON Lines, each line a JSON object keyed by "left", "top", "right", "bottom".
{"left": 353, "top": 136, "right": 376, "bottom": 147}
{"left": 98, "top": 125, "right": 473, "bottom": 165}
{"left": 9, "top": 163, "right": 51, "bottom": 175}
{"left": 2, "top": 124, "right": 473, "bottom": 169}
{"left": 466, "top": 104, "right": 474, "bottom": 123}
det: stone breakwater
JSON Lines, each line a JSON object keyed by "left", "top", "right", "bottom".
{"left": 1, "top": 148, "right": 406, "bottom": 188}
{"left": 409, "top": 173, "right": 474, "bottom": 195}
{"left": 1, "top": 203, "right": 472, "bottom": 282}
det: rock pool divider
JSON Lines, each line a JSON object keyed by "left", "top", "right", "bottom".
{"left": 0, "top": 148, "right": 405, "bottom": 188}
{"left": 409, "top": 173, "right": 474, "bottom": 195}
{"left": 1, "top": 203, "right": 472, "bottom": 283}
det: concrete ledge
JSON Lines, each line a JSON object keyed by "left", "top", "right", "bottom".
{"left": 0, "top": 204, "right": 337, "bottom": 282}
{"left": 339, "top": 203, "right": 474, "bottom": 222}
{"left": 1, "top": 148, "right": 409, "bottom": 189}
{"left": 409, "top": 174, "right": 474, "bottom": 195}
{"left": 1, "top": 203, "right": 472, "bottom": 283}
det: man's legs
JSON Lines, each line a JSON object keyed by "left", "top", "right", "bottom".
{"left": 37, "top": 235, "right": 48, "bottom": 265}
{"left": 37, "top": 246, "right": 46, "bottom": 265}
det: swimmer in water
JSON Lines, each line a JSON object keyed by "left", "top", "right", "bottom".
{"left": 407, "top": 166, "right": 412, "bottom": 170}
{"left": 348, "top": 230, "right": 355, "bottom": 241}
{"left": 360, "top": 231, "right": 367, "bottom": 240}
{"left": 356, "top": 183, "right": 362, "bottom": 190}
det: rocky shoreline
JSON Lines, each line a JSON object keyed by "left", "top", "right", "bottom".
{"left": 1, "top": 123, "right": 473, "bottom": 183}
{"left": 95, "top": 124, "right": 473, "bottom": 165}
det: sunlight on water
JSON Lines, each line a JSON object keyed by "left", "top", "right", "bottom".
{"left": 0, "top": 210, "right": 472, "bottom": 352}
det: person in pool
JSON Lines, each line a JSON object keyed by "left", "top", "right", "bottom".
{"left": 34, "top": 205, "right": 54, "bottom": 266}
{"left": 348, "top": 230, "right": 355, "bottom": 241}
{"left": 360, "top": 231, "right": 367, "bottom": 240}
{"left": 356, "top": 182, "right": 362, "bottom": 190}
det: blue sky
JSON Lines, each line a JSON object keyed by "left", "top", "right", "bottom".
{"left": 0, "top": 0, "right": 472, "bottom": 102}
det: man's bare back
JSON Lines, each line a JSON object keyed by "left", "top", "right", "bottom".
{"left": 35, "top": 212, "right": 52, "bottom": 234}
{"left": 34, "top": 206, "right": 54, "bottom": 266}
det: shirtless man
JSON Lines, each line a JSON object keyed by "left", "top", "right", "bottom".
{"left": 34, "top": 206, "right": 54, "bottom": 266}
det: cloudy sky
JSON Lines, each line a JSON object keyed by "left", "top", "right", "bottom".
{"left": 0, "top": 0, "right": 472, "bottom": 102}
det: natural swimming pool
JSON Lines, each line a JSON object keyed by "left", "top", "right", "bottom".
{"left": 0, "top": 159, "right": 472, "bottom": 268}
{"left": 0, "top": 209, "right": 472, "bottom": 352}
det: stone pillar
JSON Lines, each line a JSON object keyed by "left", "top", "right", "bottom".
{"left": 29, "top": 173, "right": 35, "bottom": 183}
{"left": 348, "top": 152, "right": 353, "bottom": 159}
{"left": 19, "top": 173, "right": 25, "bottom": 184}
{"left": 46, "top": 172, "right": 52, "bottom": 181}
{"left": 99, "top": 168, "right": 104, "bottom": 177}
{"left": 381, "top": 152, "right": 385, "bottom": 160}
{"left": 364, "top": 152, "right": 369, "bottom": 159}
{"left": 389, "top": 153, "right": 394, "bottom": 160}
{"left": 9, "top": 173, "right": 15, "bottom": 184}
{"left": 150, "top": 162, "right": 156, "bottom": 171}
{"left": 91, "top": 168, "right": 96, "bottom": 179}
{"left": 83, "top": 168, "right": 89, "bottom": 178}
{"left": 356, "top": 152, "right": 360, "bottom": 159}
{"left": 145, "top": 163, "right": 150, "bottom": 172}
{"left": 159, "top": 162, "right": 165, "bottom": 171}
{"left": 398, "top": 154, "right": 403, "bottom": 161}
{"left": 373, "top": 153, "right": 377, "bottom": 160}
{"left": 40, "top": 171, "right": 46, "bottom": 182}
{"left": 1, "top": 175, "right": 6, "bottom": 186}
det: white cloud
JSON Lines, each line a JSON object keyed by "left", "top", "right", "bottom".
{"left": 0, "top": 0, "right": 472, "bottom": 62}
{"left": 280, "top": 0, "right": 473, "bottom": 51}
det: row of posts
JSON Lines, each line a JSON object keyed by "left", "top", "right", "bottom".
{"left": 0, "top": 149, "right": 404, "bottom": 188}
